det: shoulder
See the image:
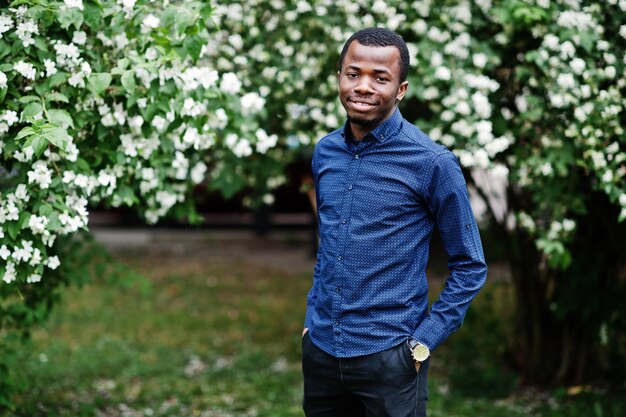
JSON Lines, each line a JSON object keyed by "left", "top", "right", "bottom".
{"left": 398, "top": 119, "right": 450, "bottom": 157}
{"left": 313, "top": 127, "right": 344, "bottom": 156}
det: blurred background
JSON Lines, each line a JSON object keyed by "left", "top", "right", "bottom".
{"left": 1, "top": 0, "right": 625, "bottom": 416}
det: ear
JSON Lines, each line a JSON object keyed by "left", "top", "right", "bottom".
{"left": 396, "top": 80, "right": 408, "bottom": 102}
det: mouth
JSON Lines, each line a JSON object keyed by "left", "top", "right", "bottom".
{"left": 347, "top": 98, "right": 377, "bottom": 111}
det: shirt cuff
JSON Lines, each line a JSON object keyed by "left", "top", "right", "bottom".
{"left": 412, "top": 316, "right": 450, "bottom": 351}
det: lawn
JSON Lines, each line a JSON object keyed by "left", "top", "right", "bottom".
{"left": 9, "top": 234, "right": 624, "bottom": 417}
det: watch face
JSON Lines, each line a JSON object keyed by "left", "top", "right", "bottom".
{"left": 412, "top": 344, "right": 430, "bottom": 362}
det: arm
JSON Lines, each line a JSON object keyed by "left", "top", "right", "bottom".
{"left": 304, "top": 150, "right": 322, "bottom": 333}
{"left": 412, "top": 152, "right": 488, "bottom": 350}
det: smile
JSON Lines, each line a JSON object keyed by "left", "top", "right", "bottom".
{"left": 348, "top": 98, "right": 377, "bottom": 111}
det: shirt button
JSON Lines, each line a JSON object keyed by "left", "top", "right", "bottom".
{"left": 341, "top": 219, "right": 347, "bottom": 224}
{"left": 335, "top": 287, "right": 340, "bottom": 293}
{"left": 348, "top": 184, "right": 353, "bottom": 190}
{"left": 336, "top": 255, "right": 343, "bottom": 261}
{"left": 334, "top": 320, "right": 339, "bottom": 326}
{"left": 354, "top": 154, "right": 359, "bottom": 159}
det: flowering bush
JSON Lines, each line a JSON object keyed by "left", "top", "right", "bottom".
{"left": 0, "top": 0, "right": 291, "bottom": 405}
{"left": 0, "top": 0, "right": 293, "bottom": 287}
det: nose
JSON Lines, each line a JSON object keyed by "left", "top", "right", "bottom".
{"left": 354, "top": 76, "right": 374, "bottom": 95}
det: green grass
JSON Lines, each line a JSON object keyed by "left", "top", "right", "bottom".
{"left": 9, "top": 251, "right": 625, "bottom": 416}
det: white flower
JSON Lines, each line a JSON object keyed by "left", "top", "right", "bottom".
{"left": 72, "top": 30, "right": 87, "bottom": 45}
{"left": 156, "top": 190, "right": 178, "bottom": 212}
{"left": 255, "top": 129, "right": 278, "bottom": 154}
{"left": 44, "top": 59, "right": 57, "bottom": 77}
{"left": 240, "top": 92, "right": 266, "bottom": 115}
{"left": 117, "top": 0, "right": 136, "bottom": 16}
{"left": 172, "top": 152, "right": 189, "bottom": 179}
{"left": 28, "top": 214, "right": 49, "bottom": 235}
{"left": 570, "top": 58, "right": 585, "bottom": 75}
{"left": 26, "top": 274, "right": 42, "bottom": 283}
{"left": 557, "top": 11, "right": 594, "bottom": 30}
{"left": 220, "top": 72, "right": 242, "bottom": 94}
{"left": 142, "top": 14, "right": 161, "bottom": 30}
{"left": 0, "top": 245, "right": 10, "bottom": 260}
{"left": 562, "top": 219, "right": 576, "bottom": 232}
{"left": 63, "top": 0, "right": 83, "bottom": 10}
{"left": 434, "top": 66, "right": 451, "bottom": 81}
{"left": 190, "top": 162, "right": 207, "bottom": 184}
{"left": 45, "top": 255, "right": 60, "bottom": 270}
{"left": 0, "top": 71, "right": 6, "bottom": 89}
{"left": 472, "top": 92, "right": 491, "bottom": 118}
{"left": 27, "top": 161, "right": 53, "bottom": 189}
{"left": 15, "top": 184, "right": 29, "bottom": 201}
{"left": 557, "top": 73, "right": 576, "bottom": 90}
{"left": 128, "top": 115, "right": 144, "bottom": 129}
{"left": 12, "top": 240, "right": 34, "bottom": 263}
{"left": 144, "top": 47, "right": 158, "bottom": 60}
{"left": 14, "top": 61, "right": 36, "bottom": 80}
{"left": 2, "top": 110, "right": 18, "bottom": 126}
{"left": 68, "top": 72, "right": 86, "bottom": 88}
{"left": 15, "top": 19, "right": 39, "bottom": 47}
{"left": 151, "top": 115, "right": 167, "bottom": 131}
{"left": 540, "top": 163, "right": 553, "bottom": 176}
{"left": 604, "top": 66, "right": 616, "bottom": 79}
{"left": 0, "top": 15, "right": 13, "bottom": 39}
{"left": 231, "top": 138, "right": 253, "bottom": 158}
{"left": 2, "top": 262, "right": 16, "bottom": 284}
{"left": 472, "top": 53, "right": 488, "bottom": 68}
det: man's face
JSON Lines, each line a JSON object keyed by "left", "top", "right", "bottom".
{"left": 338, "top": 41, "right": 408, "bottom": 137}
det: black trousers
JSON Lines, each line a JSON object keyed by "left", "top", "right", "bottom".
{"left": 302, "top": 332, "right": 429, "bottom": 417}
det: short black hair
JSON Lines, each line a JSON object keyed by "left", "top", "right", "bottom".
{"left": 339, "top": 27, "right": 410, "bottom": 83}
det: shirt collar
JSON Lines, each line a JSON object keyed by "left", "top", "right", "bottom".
{"left": 340, "top": 107, "right": 403, "bottom": 143}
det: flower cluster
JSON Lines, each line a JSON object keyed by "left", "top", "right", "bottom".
{"left": 0, "top": 0, "right": 285, "bottom": 285}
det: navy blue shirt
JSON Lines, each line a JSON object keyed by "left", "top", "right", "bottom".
{"left": 305, "top": 109, "right": 487, "bottom": 358}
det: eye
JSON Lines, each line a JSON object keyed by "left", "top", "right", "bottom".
{"left": 376, "top": 77, "right": 389, "bottom": 83}
{"left": 347, "top": 73, "right": 358, "bottom": 78}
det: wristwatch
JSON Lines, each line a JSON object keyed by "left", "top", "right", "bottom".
{"left": 408, "top": 338, "right": 430, "bottom": 363}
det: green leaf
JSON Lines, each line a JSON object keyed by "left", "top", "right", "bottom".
{"left": 117, "top": 58, "right": 130, "bottom": 71}
{"left": 49, "top": 71, "right": 68, "bottom": 87}
{"left": 17, "top": 211, "right": 30, "bottom": 231}
{"left": 57, "top": 7, "right": 84, "bottom": 30}
{"left": 30, "top": 135, "right": 48, "bottom": 157}
{"left": 15, "top": 126, "right": 35, "bottom": 140}
{"left": 0, "top": 39, "right": 10, "bottom": 61}
{"left": 47, "top": 109, "right": 74, "bottom": 129}
{"left": 6, "top": 221, "right": 19, "bottom": 240}
{"left": 20, "top": 102, "right": 43, "bottom": 121}
{"left": 34, "top": 36, "right": 48, "bottom": 52}
{"left": 121, "top": 70, "right": 136, "bottom": 93}
{"left": 88, "top": 73, "right": 112, "bottom": 96}
{"left": 184, "top": 35, "right": 204, "bottom": 61}
{"left": 46, "top": 92, "right": 69, "bottom": 103}
{"left": 83, "top": 1, "right": 102, "bottom": 29}
{"left": 41, "top": 125, "right": 69, "bottom": 150}
{"left": 117, "top": 186, "right": 137, "bottom": 206}
{"left": 18, "top": 95, "right": 40, "bottom": 104}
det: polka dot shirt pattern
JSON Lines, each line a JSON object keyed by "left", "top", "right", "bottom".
{"left": 304, "top": 109, "right": 487, "bottom": 358}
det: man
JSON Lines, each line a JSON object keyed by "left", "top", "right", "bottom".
{"left": 302, "top": 27, "right": 487, "bottom": 417}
